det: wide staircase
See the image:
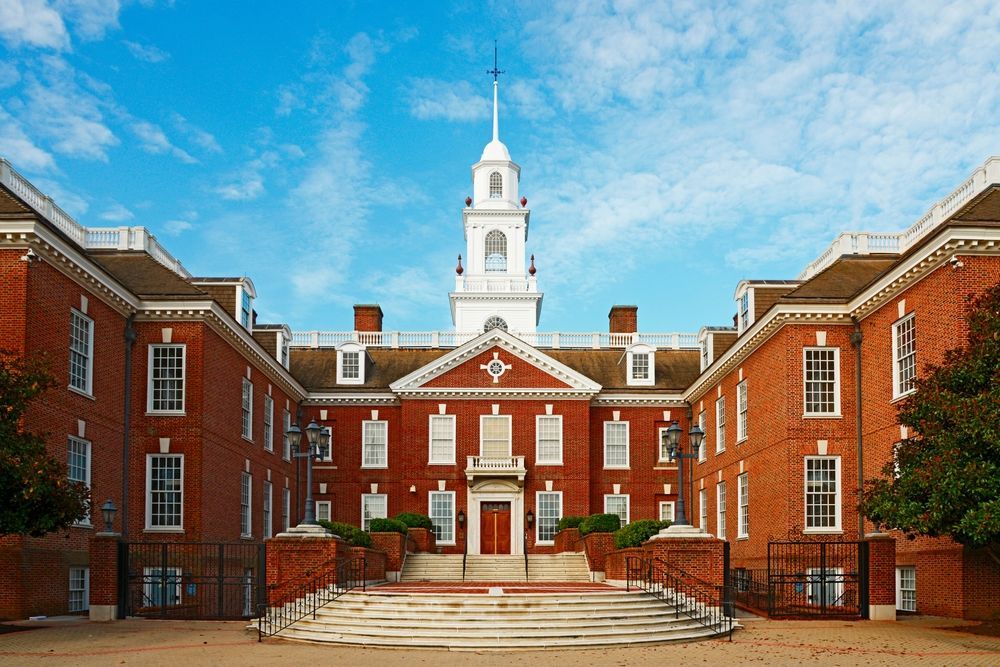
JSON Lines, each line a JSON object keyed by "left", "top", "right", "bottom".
{"left": 400, "top": 553, "right": 590, "bottom": 582}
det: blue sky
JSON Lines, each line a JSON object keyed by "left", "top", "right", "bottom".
{"left": 2, "top": 1, "right": 999, "bottom": 334}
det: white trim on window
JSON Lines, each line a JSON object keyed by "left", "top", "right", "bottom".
{"left": 736, "top": 286, "right": 755, "bottom": 333}
{"left": 145, "top": 454, "right": 184, "bottom": 531}
{"left": 716, "top": 481, "right": 727, "bottom": 540}
{"left": 626, "top": 344, "right": 655, "bottom": 387}
{"left": 699, "top": 488, "right": 708, "bottom": 532}
{"left": 603, "top": 421, "right": 630, "bottom": 469}
{"left": 698, "top": 411, "right": 707, "bottom": 463}
{"left": 896, "top": 566, "right": 916, "bottom": 612}
{"left": 362, "top": 420, "right": 388, "bottom": 468}
{"left": 263, "top": 394, "right": 274, "bottom": 452}
{"left": 315, "top": 500, "right": 332, "bottom": 523}
{"left": 604, "top": 494, "right": 630, "bottom": 528}
{"left": 68, "top": 566, "right": 90, "bottom": 612}
{"left": 892, "top": 313, "right": 916, "bottom": 399}
{"left": 803, "top": 347, "right": 841, "bottom": 416}
{"left": 806, "top": 567, "right": 845, "bottom": 607}
{"left": 536, "top": 491, "right": 562, "bottom": 544}
{"left": 67, "top": 435, "right": 91, "bottom": 525}
{"left": 480, "top": 414, "right": 512, "bottom": 458}
{"left": 241, "top": 378, "right": 253, "bottom": 441}
{"left": 282, "top": 409, "right": 292, "bottom": 461}
{"left": 282, "top": 487, "right": 291, "bottom": 531}
{"left": 429, "top": 491, "right": 456, "bottom": 545}
{"left": 535, "top": 415, "right": 563, "bottom": 465}
{"left": 240, "top": 471, "right": 252, "bottom": 538}
{"left": 658, "top": 426, "right": 671, "bottom": 463}
{"left": 147, "top": 344, "right": 186, "bottom": 414}
{"left": 68, "top": 308, "right": 94, "bottom": 396}
{"left": 659, "top": 501, "right": 675, "bottom": 523}
{"left": 715, "top": 395, "right": 726, "bottom": 453}
{"left": 337, "top": 342, "right": 365, "bottom": 385}
{"left": 736, "top": 380, "right": 748, "bottom": 443}
{"left": 429, "top": 414, "right": 456, "bottom": 465}
{"left": 804, "top": 456, "right": 842, "bottom": 533}
{"left": 361, "top": 493, "right": 387, "bottom": 532}
{"left": 737, "top": 472, "right": 749, "bottom": 539}
{"left": 262, "top": 480, "right": 273, "bottom": 538}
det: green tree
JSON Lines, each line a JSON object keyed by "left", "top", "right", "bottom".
{"left": 0, "top": 352, "right": 90, "bottom": 536}
{"left": 862, "top": 281, "right": 1000, "bottom": 565}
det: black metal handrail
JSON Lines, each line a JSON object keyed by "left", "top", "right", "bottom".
{"left": 523, "top": 529, "right": 529, "bottom": 580}
{"left": 462, "top": 532, "right": 468, "bottom": 581}
{"left": 257, "top": 556, "right": 366, "bottom": 641}
{"left": 626, "top": 556, "right": 735, "bottom": 641}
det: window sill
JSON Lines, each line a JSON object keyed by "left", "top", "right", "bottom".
{"left": 428, "top": 462, "right": 457, "bottom": 466}
{"left": 72, "top": 522, "right": 93, "bottom": 529}
{"left": 535, "top": 541, "right": 554, "bottom": 546}
{"left": 653, "top": 465, "right": 677, "bottom": 471}
{"left": 68, "top": 386, "right": 95, "bottom": 400}
{"left": 803, "top": 528, "right": 843, "bottom": 535}
{"left": 698, "top": 459, "right": 707, "bottom": 465}
{"left": 737, "top": 535, "right": 749, "bottom": 541}
{"left": 315, "top": 463, "right": 337, "bottom": 469}
{"left": 264, "top": 448, "right": 274, "bottom": 454}
{"left": 240, "top": 535, "right": 254, "bottom": 540}
{"left": 736, "top": 437, "right": 748, "bottom": 445}
{"left": 891, "top": 391, "right": 916, "bottom": 404}
{"left": 143, "top": 528, "right": 184, "bottom": 534}
{"left": 535, "top": 461, "right": 563, "bottom": 467}
{"left": 436, "top": 541, "right": 456, "bottom": 546}
{"left": 146, "top": 411, "right": 186, "bottom": 417}
{"left": 242, "top": 435, "right": 254, "bottom": 444}
{"left": 803, "top": 413, "right": 842, "bottom": 419}
{"left": 603, "top": 466, "right": 630, "bottom": 470}
{"left": 361, "top": 466, "right": 389, "bottom": 470}
{"left": 716, "top": 448, "right": 726, "bottom": 455}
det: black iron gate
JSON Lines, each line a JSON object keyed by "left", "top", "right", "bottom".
{"left": 118, "top": 542, "right": 265, "bottom": 620}
{"left": 766, "top": 540, "right": 868, "bottom": 618}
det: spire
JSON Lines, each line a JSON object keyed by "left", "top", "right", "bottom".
{"left": 487, "top": 41, "right": 504, "bottom": 143}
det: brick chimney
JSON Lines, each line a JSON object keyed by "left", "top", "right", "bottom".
{"left": 608, "top": 305, "right": 638, "bottom": 333}
{"left": 353, "top": 304, "right": 384, "bottom": 332}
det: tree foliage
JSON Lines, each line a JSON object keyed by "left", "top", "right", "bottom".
{"left": 0, "top": 352, "right": 90, "bottom": 536}
{"left": 862, "top": 282, "right": 1000, "bottom": 564}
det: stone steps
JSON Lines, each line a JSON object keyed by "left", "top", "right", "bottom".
{"left": 400, "top": 553, "right": 590, "bottom": 582}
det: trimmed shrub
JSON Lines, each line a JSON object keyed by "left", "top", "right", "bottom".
{"left": 556, "top": 516, "right": 585, "bottom": 531}
{"left": 318, "top": 520, "right": 373, "bottom": 548}
{"left": 369, "top": 517, "right": 408, "bottom": 535}
{"left": 613, "top": 519, "right": 671, "bottom": 549}
{"left": 579, "top": 513, "right": 622, "bottom": 536}
{"left": 393, "top": 512, "right": 434, "bottom": 530}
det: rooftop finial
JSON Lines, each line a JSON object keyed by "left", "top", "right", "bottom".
{"left": 487, "top": 40, "right": 504, "bottom": 83}
{"left": 487, "top": 40, "right": 504, "bottom": 142}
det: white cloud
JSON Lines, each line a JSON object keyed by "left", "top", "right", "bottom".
{"left": 214, "top": 149, "right": 280, "bottom": 200}
{"left": 123, "top": 40, "right": 169, "bottom": 63}
{"left": 54, "top": 0, "right": 121, "bottom": 41}
{"left": 31, "top": 177, "right": 87, "bottom": 215}
{"left": 163, "top": 219, "right": 192, "bottom": 235}
{"left": 0, "top": 0, "right": 69, "bottom": 50}
{"left": 130, "top": 120, "right": 197, "bottom": 163}
{"left": 98, "top": 201, "right": 133, "bottom": 221}
{"left": 0, "top": 104, "right": 56, "bottom": 171}
{"left": 406, "top": 78, "right": 489, "bottom": 122}
{"left": 170, "top": 113, "right": 221, "bottom": 153}
{"left": 0, "top": 61, "right": 21, "bottom": 88}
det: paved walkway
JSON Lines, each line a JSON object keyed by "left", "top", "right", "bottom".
{"left": 0, "top": 615, "right": 997, "bottom": 666}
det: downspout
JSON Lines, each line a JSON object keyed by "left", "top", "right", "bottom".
{"left": 850, "top": 317, "right": 864, "bottom": 538}
{"left": 121, "top": 312, "right": 137, "bottom": 538}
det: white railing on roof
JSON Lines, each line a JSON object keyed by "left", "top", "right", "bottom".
{"left": 0, "top": 157, "right": 190, "bottom": 278}
{"left": 455, "top": 275, "right": 537, "bottom": 293}
{"left": 289, "top": 330, "right": 700, "bottom": 350}
{"left": 797, "top": 156, "right": 1000, "bottom": 280}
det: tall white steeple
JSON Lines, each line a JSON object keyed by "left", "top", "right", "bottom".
{"left": 449, "top": 46, "right": 542, "bottom": 334}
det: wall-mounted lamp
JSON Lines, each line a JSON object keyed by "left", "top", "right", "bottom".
{"left": 526, "top": 509, "right": 534, "bottom": 528}
{"left": 457, "top": 510, "right": 465, "bottom": 528}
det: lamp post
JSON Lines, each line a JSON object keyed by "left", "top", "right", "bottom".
{"left": 286, "top": 420, "right": 331, "bottom": 526}
{"left": 664, "top": 421, "right": 705, "bottom": 527}
{"left": 100, "top": 499, "right": 117, "bottom": 533}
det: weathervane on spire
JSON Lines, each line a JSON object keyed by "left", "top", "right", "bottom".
{"left": 487, "top": 40, "right": 504, "bottom": 82}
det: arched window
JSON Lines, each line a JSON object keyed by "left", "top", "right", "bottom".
{"left": 484, "top": 316, "right": 508, "bottom": 332}
{"left": 484, "top": 229, "right": 507, "bottom": 272}
{"left": 489, "top": 171, "right": 503, "bottom": 199}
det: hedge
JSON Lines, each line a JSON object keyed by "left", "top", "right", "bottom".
{"left": 579, "top": 513, "right": 622, "bottom": 536}
{"left": 556, "top": 516, "right": 585, "bottom": 531}
{"left": 317, "top": 520, "right": 372, "bottom": 548}
{"left": 613, "top": 519, "right": 671, "bottom": 549}
{"left": 393, "top": 512, "right": 434, "bottom": 530}
{"left": 369, "top": 517, "right": 408, "bottom": 535}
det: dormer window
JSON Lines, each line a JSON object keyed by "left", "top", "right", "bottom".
{"left": 626, "top": 344, "right": 655, "bottom": 386}
{"left": 489, "top": 171, "right": 503, "bottom": 198}
{"left": 337, "top": 342, "right": 365, "bottom": 385}
{"left": 736, "top": 285, "right": 754, "bottom": 333}
{"left": 698, "top": 331, "right": 714, "bottom": 372}
{"left": 485, "top": 229, "right": 507, "bottom": 272}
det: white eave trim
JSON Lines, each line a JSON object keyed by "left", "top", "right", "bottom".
{"left": 305, "top": 393, "right": 398, "bottom": 405}
{"left": 593, "top": 393, "right": 688, "bottom": 405}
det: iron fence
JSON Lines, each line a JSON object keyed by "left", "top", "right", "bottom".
{"left": 766, "top": 540, "right": 868, "bottom": 618}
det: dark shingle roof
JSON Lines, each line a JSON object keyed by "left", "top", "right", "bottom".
{"left": 89, "top": 251, "right": 207, "bottom": 299}
{"left": 780, "top": 255, "right": 898, "bottom": 303}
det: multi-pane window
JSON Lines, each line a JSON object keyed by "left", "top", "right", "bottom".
{"left": 429, "top": 491, "right": 455, "bottom": 544}
{"left": 893, "top": 314, "right": 916, "bottom": 397}
{"left": 483, "top": 316, "right": 508, "bottom": 332}
{"left": 701, "top": 339, "right": 710, "bottom": 371}
{"left": 716, "top": 396, "right": 726, "bottom": 453}
{"left": 659, "top": 501, "right": 675, "bottom": 522}
{"left": 736, "top": 380, "right": 748, "bottom": 442}
{"left": 603, "top": 422, "right": 629, "bottom": 468}
{"left": 144, "top": 567, "right": 181, "bottom": 608}
{"left": 480, "top": 415, "right": 511, "bottom": 458}
{"left": 489, "top": 171, "right": 503, "bottom": 198}
{"left": 342, "top": 351, "right": 360, "bottom": 379}
{"left": 240, "top": 289, "right": 251, "bottom": 328}
{"left": 429, "top": 415, "right": 456, "bottom": 464}
{"left": 716, "top": 482, "right": 727, "bottom": 540}
{"left": 241, "top": 378, "right": 253, "bottom": 440}
{"left": 631, "top": 353, "right": 649, "bottom": 380}
{"left": 148, "top": 345, "right": 185, "bottom": 412}
{"left": 362, "top": 493, "right": 387, "bottom": 532}
{"left": 315, "top": 501, "right": 331, "bottom": 523}
{"left": 240, "top": 471, "right": 252, "bottom": 537}
{"left": 698, "top": 411, "right": 707, "bottom": 462}
{"left": 362, "top": 421, "right": 388, "bottom": 467}
{"left": 262, "top": 480, "right": 272, "bottom": 538}
{"left": 282, "top": 410, "right": 292, "bottom": 460}
{"left": 804, "top": 348, "right": 840, "bottom": 415}
{"left": 739, "top": 291, "right": 750, "bottom": 331}
{"left": 536, "top": 415, "right": 563, "bottom": 464}
{"left": 282, "top": 488, "right": 291, "bottom": 532}
{"left": 896, "top": 566, "right": 916, "bottom": 612}
{"left": 147, "top": 454, "right": 183, "bottom": 529}
{"left": 68, "top": 310, "right": 93, "bottom": 394}
{"left": 68, "top": 567, "right": 89, "bottom": 612}
{"left": 68, "top": 436, "right": 91, "bottom": 524}
{"left": 805, "top": 457, "right": 840, "bottom": 531}
{"left": 536, "top": 492, "right": 562, "bottom": 543}
{"left": 737, "top": 473, "right": 749, "bottom": 538}
{"left": 484, "top": 229, "right": 507, "bottom": 272}
{"left": 604, "top": 494, "right": 629, "bottom": 528}
{"left": 699, "top": 488, "right": 708, "bottom": 532}
{"left": 263, "top": 395, "right": 274, "bottom": 452}
{"left": 658, "top": 426, "right": 671, "bottom": 462}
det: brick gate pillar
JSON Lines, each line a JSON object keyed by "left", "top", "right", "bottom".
{"left": 866, "top": 532, "right": 897, "bottom": 620}
{"left": 89, "top": 532, "right": 120, "bottom": 622}
{"left": 644, "top": 524, "right": 725, "bottom": 587}
{"left": 265, "top": 526, "right": 344, "bottom": 606}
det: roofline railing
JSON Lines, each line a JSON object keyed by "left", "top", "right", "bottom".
{"left": 289, "top": 330, "right": 700, "bottom": 350}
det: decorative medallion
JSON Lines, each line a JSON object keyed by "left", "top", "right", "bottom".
{"left": 480, "top": 351, "right": 512, "bottom": 383}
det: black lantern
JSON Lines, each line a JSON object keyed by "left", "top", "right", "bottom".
{"left": 457, "top": 510, "right": 465, "bottom": 527}
{"left": 100, "top": 499, "right": 117, "bottom": 533}
{"left": 526, "top": 509, "right": 535, "bottom": 527}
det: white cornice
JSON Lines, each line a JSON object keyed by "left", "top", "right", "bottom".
{"left": 592, "top": 394, "right": 688, "bottom": 406}
{"left": 304, "top": 393, "right": 399, "bottom": 405}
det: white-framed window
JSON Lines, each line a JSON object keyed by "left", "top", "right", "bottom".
{"left": 737, "top": 472, "right": 749, "bottom": 538}
{"left": 282, "top": 409, "right": 292, "bottom": 461}
{"left": 715, "top": 396, "right": 726, "bottom": 453}
{"left": 804, "top": 348, "right": 840, "bottom": 415}
{"left": 893, "top": 314, "right": 916, "bottom": 398}
{"left": 737, "top": 289, "right": 752, "bottom": 332}
{"left": 282, "top": 487, "right": 291, "bottom": 531}
{"left": 337, "top": 342, "right": 365, "bottom": 385}
{"left": 68, "top": 309, "right": 93, "bottom": 395}
{"left": 480, "top": 415, "right": 511, "bottom": 458}
{"left": 807, "top": 567, "right": 844, "bottom": 607}
{"left": 736, "top": 380, "right": 748, "bottom": 443}
{"left": 658, "top": 426, "right": 671, "bottom": 463}
{"left": 429, "top": 415, "right": 456, "bottom": 465}
{"left": 279, "top": 332, "right": 290, "bottom": 369}
{"left": 146, "top": 454, "right": 183, "bottom": 530}
{"left": 361, "top": 493, "right": 387, "bottom": 532}
{"left": 489, "top": 171, "right": 503, "bottom": 198}
{"left": 240, "top": 287, "right": 252, "bottom": 328}
{"left": 240, "top": 471, "right": 252, "bottom": 538}
{"left": 342, "top": 351, "right": 360, "bottom": 379}
{"left": 716, "top": 481, "right": 727, "bottom": 540}
{"left": 805, "top": 456, "right": 841, "bottom": 531}
{"left": 143, "top": 567, "right": 182, "bottom": 607}
{"left": 262, "top": 480, "right": 272, "bottom": 538}
{"left": 896, "top": 566, "right": 916, "bottom": 612}
{"left": 698, "top": 411, "right": 707, "bottom": 462}
{"left": 483, "top": 315, "right": 508, "bottom": 332}
{"left": 536, "top": 491, "right": 562, "bottom": 543}
{"left": 147, "top": 344, "right": 185, "bottom": 413}
{"left": 699, "top": 488, "right": 708, "bottom": 531}
{"left": 362, "top": 420, "right": 388, "bottom": 468}
{"left": 700, "top": 334, "right": 712, "bottom": 371}
{"left": 603, "top": 421, "right": 629, "bottom": 468}
{"left": 429, "top": 491, "right": 455, "bottom": 544}
{"left": 484, "top": 229, "right": 507, "bottom": 272}
{"left": 263, "top": 394, "right": 274, "bottom": 452}
{"left": 315, "top": 500, "right": 331, "bottom": 523}
{"left": 626, "top": 344, "right": 655, "bottom": 386}
{"left": 241, "top": 378, "right": 253, "bottom": 440}
{"left": 317, "top": 425, "right": 332, "bottom": 462}
{"left": 67, "top": 435, "right": 91, "bottom": 525}
{"left": 68, "top": 567, "right": 89, "bottom": 612}
{"left": 536, "top": 415, "right": 563, "bottom": 465}
{"left": 659, "top": 501, "right": 675, "bottom": 522}
{"left": 604, "top": 494, "right": 630, "bottom": 528}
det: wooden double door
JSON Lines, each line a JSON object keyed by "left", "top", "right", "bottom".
{"left": 480, "top": 502, "right": 512, "bottom": 554}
